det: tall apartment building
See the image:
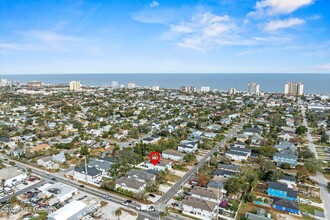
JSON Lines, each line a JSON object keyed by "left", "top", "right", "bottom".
{"left": 111, "top": 81, "right": 119, "bottom": 88}
{"left": 1, "top": 79, "right": 8, "bottom": 86}
{"left": 152, "top": 85, "right": 160, "bottom": 91}
{"left": 248, "top": 82, "right": 260, "bottom": 94}
{"left": 180, "top": 86, "right": 196, "bottom": 93}
{"left": 200, "top": 86, "right": 210, "bottom": 92}
{"left": 69, "top": 81, "right": 81, "bottom": 91}
{"left": 284, "top": 82, "right": 304, "bottom": 96}
{"left": 228, "top": 87, "right": 236, "bottom": 95}
{"left": 128, "top": 82, "right": 136, "bottom": 89}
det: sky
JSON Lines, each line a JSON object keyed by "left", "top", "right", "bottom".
{"left": 0, "top": 0, "right": 330, "bottom": 74}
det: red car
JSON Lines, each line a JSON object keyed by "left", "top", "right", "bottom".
{"left": 28, "top": 178, "right": 35, "bottom": 182}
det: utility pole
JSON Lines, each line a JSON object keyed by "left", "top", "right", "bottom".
{"left": 84, "top": 156, "right": 88, "bottom": 184}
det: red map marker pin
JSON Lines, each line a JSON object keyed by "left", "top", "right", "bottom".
{"left": 149, "top": 151, "right": 161, "bottom": 166}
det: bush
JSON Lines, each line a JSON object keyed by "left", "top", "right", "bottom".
{"left": 327, "top": 182, "right": 330, "bottom": 193}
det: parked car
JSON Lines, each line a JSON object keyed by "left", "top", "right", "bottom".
{"left": 149, "top": 193, "right": 156, "bottom": 198}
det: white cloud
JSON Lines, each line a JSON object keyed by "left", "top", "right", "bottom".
{"left": 166, "top": 13, "right": 236, "bottom": 50}
{"left": 249, "top": 0, "right": 314, "bottom": 17}
{"left": 26, "top": 30, "right": 79, "bottom": 43}
{"left": 314, "top": 63, "right": 330, "bottom": 71}
{"left": 264, "top": 18, "right": 305, "bottom": 31}
{"left": 0, "top": 43, "right": 20, "bottom": 49}
{"left": 149, "top": 1, "right": 159, "bottom": 8}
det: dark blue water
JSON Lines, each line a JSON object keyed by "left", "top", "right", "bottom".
{"left": 1, "top": 74, "right": 329, "bottom": 94}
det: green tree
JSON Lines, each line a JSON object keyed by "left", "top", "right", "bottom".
{"left": 225, "top": 178, "right": 241, "bottom": 193}
{"left": 296, "top": 126, "right": 307, "bottom": 135}
{"left": 280, "top": 163, "right": 291, "bottom": 169}
{"left": 146, "top": 179, "right": 159, "bottom": 192}
{"left": 115, "top": 209, "right": 122, "bottom": 220}
{"left": 79, "top": 145, "right": 89, "bottom": 155}
{"left": 305, "top": 158, "right": 321, "bottom": 173}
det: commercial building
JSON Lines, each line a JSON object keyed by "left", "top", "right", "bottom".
{"left": 248, "top": 82, "right": 260, "bottom": 94}
{"left": 1, "top": 79, "right": 8, "bottom": 86}
{"left": 128, "top": 82, "right": 136, "bottom": 89}
{"left": 227, "top": 87, "right": 236, "bottom": 95}
{"left": 48, "top": 200, "right": 87, "bottom": 220}
{"left": 0, "top": 167, "right": 27, "bottom": 187}
{"left": 111, "top": 81, "right": 119, "bottom": 88}
{"left": 180, "top": 86, "right": 196, "bottom": 93}
{"left": 284, "top": 82, "right": 304, "bottom": 96}
{"left": 69, "top": 81, "right": 81, "bottom": 91}
{"left": 200, "top": 86, "right": 210, "bottom": 92}
{"left": 39, "top": 182, "right": 78, "bottom": 202}
{"left": 152, "top": 85, "right": 160, "bottom": 91}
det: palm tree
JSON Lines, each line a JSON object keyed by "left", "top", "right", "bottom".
{"left": 115, "top": 208, "right": 122, "bottom": 220}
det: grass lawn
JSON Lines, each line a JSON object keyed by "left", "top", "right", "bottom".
{"left": 167, "top": 174, "right": 181, "bottom": 182}
{"left": 299, "top": 204, "right": 324, "bottom": 215}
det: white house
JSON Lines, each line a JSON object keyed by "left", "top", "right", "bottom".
{"left": 162, "top": 149, "right": 184, "bottom": 162}
{"left": 48, "top": 201, "right": 87, "bottom": 220}
{"left": 225, "top": 151, "right": 248, "bottom": 161}
{"left": 37, "top": 156, "right": 54, "bottom": 168}
{"left": 0, "top": 167, "right": 27, "bottom": 187}
{"left": 115, "top": 177, "right": 145, "bottom": 194}
{"left": 182, "top": 196, "right": 218, "bottom": 220}
{"left": 143, "top": 159, "right": 172, "bottom": 171}
{"left": 73, "top": 165, "right": 102, "bottom": 184}
{"left": 190, "top": 186, "right": 220, "bottom": 203}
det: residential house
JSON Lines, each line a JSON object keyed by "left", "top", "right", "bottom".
{"left": 207, "top": 176, "right": 226, "bottom": 194}
{"left": 115, "top": 177, "right": 145, "bottom": 194}
{"left": 143, "top": 159, "right": 172, "bottom": 171}
{"left": 213, "top": 169, "right": 236, "bottom": 178}
{"left": 217, "top": 164, "right": 239, "bottom": 172}
{"left": 278, "top": 175, "right": 297, "bottom": 188}
{"left": 267, "top": 182, "right": 297, "bottom": 201}
{"left": 73, "top": 165, "right": 102, "bottom": 184}
{"left": 225, "top": 147, "right": 251, "bottom": 161}
{"left": 272, "top": 198, "right": 299, "bottom": 214}
{"left": 178, "top": 140, "right": 198, "bottom": 153}
{"left": 273, "top": 153, "right": 298, "bottom": 168}
{"left": 275, "top": 141, "right": 296, "bottom": 152}
{"left": 190, "top": 186, "right": 221, "bottom": 203}
{"left": 37, "top": 156, "right": 54, "bottom": 168}
{"left": 244, "top": 127, "right": 263, "bottom": 136}
{"left": 88, "top": 158, "right": 112, "bottom": 177}
{"left": 233, "top": 141, "right": 246, "bottom": 148}
{"left": 203, "top": 132, "right": 217, "bottom": 139}
{"left": 279, "top": 132, "right": 296, "bottom": 141}
{"left": 182, "top": 196, "right": 218, "bottom": 220}
{"left": 127, "top": 169, "right": 156, "bottom": 182}
{"left": 52, "top": 152, "right": 66, "bottom": 163}
{"left": 162, "top": 149, "right": 184, "bottom": 162}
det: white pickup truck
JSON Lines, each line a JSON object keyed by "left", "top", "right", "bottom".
{"left": 136, "top": 204, "right": 155, "bottom": 212}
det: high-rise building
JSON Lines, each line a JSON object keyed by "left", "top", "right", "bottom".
{"left": 228, "top": 87, "right": 236, "bottom": 95}
{"left": 128, "top": 82, "right": 136, "bottom": 89}
{"left": 111, "top": 81, "right": 119, "bottom": 88}
{"left": 248, "top": 82, "right": 260, "bottom": 94}
{"left": 180, "top": 86, "right": 196, "bottom": 93}
{"left": 201, "top": 86, "right": 210, "bottom": 92}
{"left": 1, "top": 79, "right": 8, "bottom": 86}
{"left": 284, "top": 82, "right": 304, "bottom": 96}
{"left": 69, "top": 81, "right": 81, "bottom": 91}
{"left": 152, "top": 86, "right": 160, "bottom": 91}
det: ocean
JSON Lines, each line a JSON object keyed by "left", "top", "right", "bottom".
{"left": 1, "top": 74, "right": 329, "bottom": 95}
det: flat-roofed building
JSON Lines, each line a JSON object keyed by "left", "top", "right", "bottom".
{"left": 0, "top": 167, "right": 27, "bottom": 187}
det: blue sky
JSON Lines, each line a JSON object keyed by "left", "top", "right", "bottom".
{"left": 0, "top": 0, "right": 330, "bottom": 74}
